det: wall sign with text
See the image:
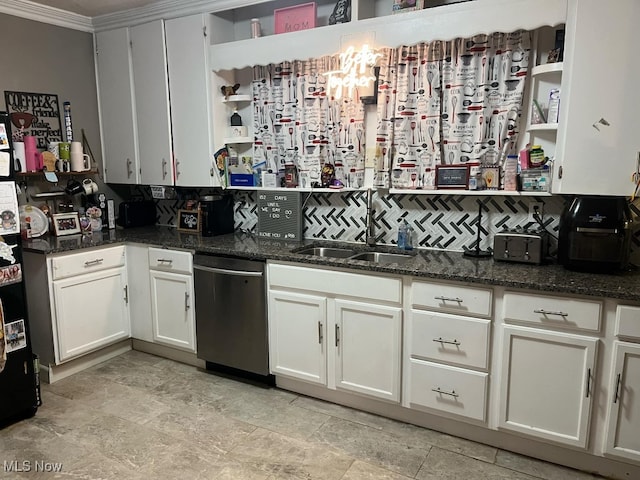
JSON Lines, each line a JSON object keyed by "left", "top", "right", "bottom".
{"left": 4, "top": 91, "right": 63, "bottom": 148}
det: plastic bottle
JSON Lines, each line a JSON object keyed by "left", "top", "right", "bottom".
{"left": 397, "top": 221, "right": 407, "bottom": 249}
{"left": 404, "top": 222, "right": 414, "bottom": 250}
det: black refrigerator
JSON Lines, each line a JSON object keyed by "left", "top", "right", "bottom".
{"left": 0, "top": 111, "right": 40, "bottom": 427}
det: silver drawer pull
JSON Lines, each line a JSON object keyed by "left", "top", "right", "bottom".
{"left": 84, "top": 258, "right": 104, "bottom": 267}
{"left": 432, "top": 387, "right": 459, "bottom": 398}
{"left": 434, "top": 296, "right": 463, "bottom": 303}
{"left": 534, "top": 309, "right": 568, "bottom": 317}
{"left": 318, "top": 321, "right": 323, "bottom": 345}
{"left": 184, "top": 292, "right": 190, "bottom": 311}
{"left": 157, "top": 259, "right": 173, "bottom": 264}
{"left": 432, "top": 337, "right": 461, "bottom": 346}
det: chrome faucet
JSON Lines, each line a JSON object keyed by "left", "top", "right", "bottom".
{"left": 365, "top": 188, "right": 376, "bottom": 246}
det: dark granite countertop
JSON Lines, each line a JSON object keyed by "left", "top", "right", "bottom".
{"left": 22, "top": 226, "right": 640, "bottom": 303}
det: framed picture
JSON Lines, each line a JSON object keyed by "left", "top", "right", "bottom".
{"left": 177, "top": 209, "right": 201, "bottom": 233}
{"left": 436, "top": 164, "right": 469, "bottom": 189}
{"left": 274, "top": 2, "right": 316, "bottom": 34}
{"left": 4, "top": 91, "right": 63, "bottom": 149}
{"left": 481, "top": 166, "right": 500, "bottom": 190}
{"left": 52, "top": 212, "right": 81, "bottom": 236}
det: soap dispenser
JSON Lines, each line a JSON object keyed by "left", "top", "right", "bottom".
{"left": 404, "top": 222, "right": 414, "bottom": 250}
{"left": 397, "top": 221, "right": 407, "bottom": 249}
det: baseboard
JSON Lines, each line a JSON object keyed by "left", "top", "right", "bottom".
{"left": 131, "top": 339, "right": 205, "bottom": 368}
{"left": 276, "top": 376, "right": 640, "bottom": 480}
{"left": 41, "top": 340, "right": 132, "bottom": 384}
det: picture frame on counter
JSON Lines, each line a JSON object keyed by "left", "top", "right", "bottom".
{"left": 52, "top": 212, "right": 80, "bottom": 236}
{"left": 177, "top": 209, "right": 201, "bottom": 233}
{"left": 436, "top": 164, "right": 469, "bottom": 189}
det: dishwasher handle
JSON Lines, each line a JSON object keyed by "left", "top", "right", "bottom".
{"left": 193, "top": 264, "right": 263, "bottom": 277}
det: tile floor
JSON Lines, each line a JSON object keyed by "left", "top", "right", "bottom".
{"left": 1, "top": 350, "right": 607, "bottom": 479}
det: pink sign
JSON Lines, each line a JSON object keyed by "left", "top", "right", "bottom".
{"left": 274, "top": 2, "right": 316, "bottom": 34}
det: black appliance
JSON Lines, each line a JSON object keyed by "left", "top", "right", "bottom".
{"left": 558, "top": 196, "right": 632, "bottom": 272}
{"left": 200, "top": 194, "right": 234, "bottom": 237}
{"left": 0, "top": 111, "right": 40, "bottom": 427}
{"left": 117, "top": 200, "right": 157, "bottom": 228}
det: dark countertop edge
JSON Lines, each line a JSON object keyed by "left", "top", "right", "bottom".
{"left": 22, "top": 229, "right": 640, "bottom": 303}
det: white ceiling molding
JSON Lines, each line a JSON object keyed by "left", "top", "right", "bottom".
{"left": 92, "top": 0, "right": 271, "bottom": 31}
{"left": 0, "top": 0, "right": 93, "bottom": 32}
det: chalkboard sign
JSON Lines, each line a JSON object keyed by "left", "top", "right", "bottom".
{"left": 257, "top": 191, "right": 302, "bottom": 240}
{"left": 177, "top": 209, "right": 201, "bottom": 233}
{"left": 436, "top": 165, "right": 469, "bottom": 189}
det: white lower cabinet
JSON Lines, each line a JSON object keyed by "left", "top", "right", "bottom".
{"left": 149, "top": 265, "right": 195, "bottom": 352}
{"left": 604, "top": 341, "right": 640, "bottom": 462}
{"left": 52, "top": 265, "right": 130, "bottom": 363}
{"left": 335, "top": 299, "right": 401, "bottom": 402}
{"left": 267, "top": 263, "right": 402, "bottom": 403}
{"left": 498, "top": 325, "right": 597, "bottom": 448}
{"left": 268, "top": 290, "right": 327, "bottom": 385}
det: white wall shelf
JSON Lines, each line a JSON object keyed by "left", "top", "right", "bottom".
{"left": 389, "top": 189, "right": 552, "bottom": 196}
{"left": 531, "top": 62, "right": 563, "bottom": 76}
{"left": 528, "top": 123, "right": 558, "bottom": 132}
{"left": 222, "top": 94, "right": 251, "bottom": 103}
{"left": 224, "top": 136, "right": 253, "bottom": 144}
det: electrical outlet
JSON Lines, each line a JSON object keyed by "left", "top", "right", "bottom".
{"left": 528, "top": 201, "right": 544, "bottom": 223}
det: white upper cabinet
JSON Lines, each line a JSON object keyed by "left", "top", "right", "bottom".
{"left": 95, "top": 27, "right": 139, "bottom": 184}
{"left": 165, "top": 14, "right": 217, "bottom": 187}
{"left": 130, "top": 20, "right": 174, "bottom": 186}
{"left": 553, "top": 0, "right": 640, "bottom": 196}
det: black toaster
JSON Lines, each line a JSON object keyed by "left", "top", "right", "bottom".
{"left": 493, "top": 229, "right": 548, "bottom": 265}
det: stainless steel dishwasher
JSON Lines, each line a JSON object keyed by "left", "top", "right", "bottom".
{"left": 193, "top": 254, "right": 269, "bottom": 376}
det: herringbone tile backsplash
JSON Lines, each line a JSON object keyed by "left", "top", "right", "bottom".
{"left": 132, "top": 186, "right": 571, "bottom": 253}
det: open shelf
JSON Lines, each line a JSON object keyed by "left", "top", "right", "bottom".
{"left": 527, "top": 123, "right": 558, "bottom": 132}
{"left": 531, "top": 62, "right": 563, "bottom": 76}
{"left": 222, "top": 94, "right": 252, "bottom": 103}
{"left": 223, "top": 137, "right": 253, "bottom": 144}
{"left": 17, "top": 169, "right": 99, "bottom": 177}
{"left": 389, "top": 189, "right": 552, "bottom": 196}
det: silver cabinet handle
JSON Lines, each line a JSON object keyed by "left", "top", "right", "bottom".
{"left": 335, "top": 324, "right": 340, "bottom": 347}
{"left": 586, "top": 368, "right": 592, "bottom": 398}
{"left": 534, "top": 309, "right": 568, "bottom": 317}
{"left": 176, "top": 159, "right": 180, "bottom": 179}
{"left": 434, "top": 296, "right": 463, "bottom": 303}
{"left": 318, "top": 321, "right": 323, "bottom": 345}
{"left": 432, "top": 337, "right": 461, "bottom": 346}
{"left": 157, "top": 258, "right": 173, "bottom": 264}
{"left": 184, "top": 292, "right": 190, "bottom": 311}
{"left": 84, "top": 258, "right": 104, "bottom": 267}
{"left": 124, "top": 285, "right": 129, "bottom": 304}
{"left": 126, "top": 158, "right": 133, "bottom": 178}
{"left": 432, "top": 387, "right": 459, "bottom": 398}
{"left": 614, "top": 373, "right": 622, "bottom": 404}
{"left": 162, "top": 158, "right": 168, "bottom": 179}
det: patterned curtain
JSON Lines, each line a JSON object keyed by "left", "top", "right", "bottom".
{"left": 252, "top": 58, "right": 366, "bottom": 188}
{"left": 376, "top": 31, "right": 531, "bottom": 189}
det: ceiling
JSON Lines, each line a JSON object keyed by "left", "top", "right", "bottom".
{"left": 26, "top": 0, "right": 161, "bottom": 17}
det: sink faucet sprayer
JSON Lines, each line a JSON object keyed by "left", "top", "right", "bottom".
{"left": 366, "top": 188, "right": 376, "bottom": 246}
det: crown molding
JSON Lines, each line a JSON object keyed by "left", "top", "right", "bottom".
{"left": 0, "top": 0, "right": 93, "bottom": 32}
{"left": 92, "top": 0, "right": 272, "bottom": 31}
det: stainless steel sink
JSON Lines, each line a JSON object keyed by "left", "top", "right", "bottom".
{"left": 348, "top": 251, "right": 413, "bottom": 264}
{"left": 295, "top": 247, "right": 356, "bottom": 258}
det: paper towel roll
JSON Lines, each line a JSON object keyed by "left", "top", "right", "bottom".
{"left": 13, "top": 142, "right": 26, "bottom": 173}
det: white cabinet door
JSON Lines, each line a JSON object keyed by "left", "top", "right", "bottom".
{"left": 149, "top": 269, "right": 195, "bottom": 352}
{"left": 334, "top": 299, "right": 402, "bottom": 402}
{"left": 268, "top": 291, "right": 327, "bottom": 386}
{"left": 604, "top": 342, "right": 640, "bottom": 462}
{"left": 165, "top": 14, "right": 217, "bottom": 187}
{"left": 130, "top": 20, "right": 174, "bottom": 186}
{"left": 553, "top": 0, "right": 640, "bottom": 195}
{"left": 53, "top": 267, "right": 130, "bottom": 362}
{"left": 95, "top": 27, "right": 139, "bottom": 184}
{"left": 126, "top": 245, "right": 152, "bottom": 342}
{"left": 499, "top": 325, "right": 597, "bottom": 448}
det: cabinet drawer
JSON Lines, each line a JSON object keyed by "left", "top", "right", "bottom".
{"left": 412, "top": 280, "right": 492, "bottom": 318}
{"left": 410, "top": 310, "right": 490, "bottom": 370}
{"left": 148, "top": 247, "right": 192, "bottom": 274}
{"left": 50, "top": 245, "right": 125, "bottom": 280}
{"left": 503, "top": 291, "right": 601, "bottom": 333}
{"left": 269, "top": 263, "right": 401, "bottom": 304}
{"left": 615, "top": 305, "right": 640, "bottom": 340}
{"left": 409, "top": 358, "right": 488, "bottom": 422}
